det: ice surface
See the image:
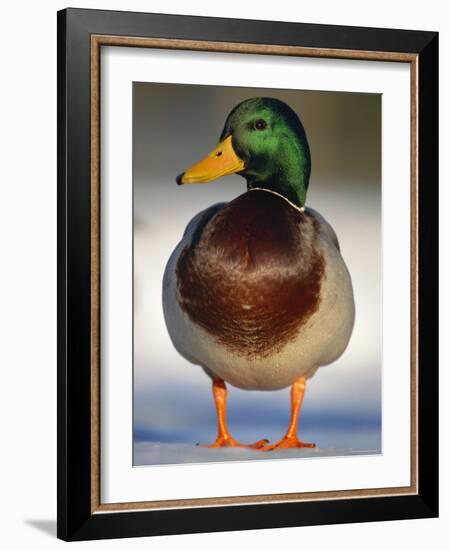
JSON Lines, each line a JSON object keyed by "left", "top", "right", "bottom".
{"left": 134, "top": 435, "right": 381, "bottom": 466}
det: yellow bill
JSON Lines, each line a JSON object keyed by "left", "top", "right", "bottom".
{"left": 177, "top": 135, "right": 245, "bottom": 185}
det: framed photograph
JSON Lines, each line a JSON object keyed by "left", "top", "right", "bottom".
{"left": 57, "top": 8, "right": 438, "bottom": 541}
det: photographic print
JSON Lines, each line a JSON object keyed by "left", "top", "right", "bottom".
{"left": 58, "top": 10, "right": 438, "bottom": 539}
{"left": 133, "top": 83, "right": 381, "bottom": 467}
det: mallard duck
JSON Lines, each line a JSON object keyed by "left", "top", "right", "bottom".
{"left": 163, "top": 98, "right": 355, "bottom": 451}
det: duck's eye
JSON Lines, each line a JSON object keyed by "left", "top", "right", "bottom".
{"left": 254, "top": 119, "right": 267, "bottom": 131}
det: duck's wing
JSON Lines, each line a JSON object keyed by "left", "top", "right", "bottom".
{"left": 162, "top": 202, "right": 226, "bottom": 367}
{"left": 305, "top": 206, "right": 340, "bottom": 251}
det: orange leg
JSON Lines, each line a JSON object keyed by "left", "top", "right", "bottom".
{"left": 199, "top": 378, "right": 268, "bottom": 449}
{"left": 258, "top": 377, "right": 315, "bottom": 451}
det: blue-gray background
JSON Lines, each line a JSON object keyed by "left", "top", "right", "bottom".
{"left": 133, "top": 83, "right": 381, "bottom": 466}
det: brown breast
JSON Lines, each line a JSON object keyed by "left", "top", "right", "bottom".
{"left": 176, "top": 190, "right": 324, "bottom": 358}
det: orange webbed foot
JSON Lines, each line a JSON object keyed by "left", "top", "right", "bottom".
{"left": 257, "top": 435, "right": 316, "bottom": 451}
{"left": 197, "top": 437, "right": 269, "bottom": 449}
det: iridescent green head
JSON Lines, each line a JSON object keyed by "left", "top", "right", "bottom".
{"left": 177, "top": 97, "right": 311, "bottom": 207}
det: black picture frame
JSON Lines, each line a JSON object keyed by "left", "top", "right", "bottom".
{"left": 57, "top": 7, "right": 438, "bottom": 541}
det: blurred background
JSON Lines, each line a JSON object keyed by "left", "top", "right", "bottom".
{"left": 133, "top": 82, "right": 381, "bottom": 466}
